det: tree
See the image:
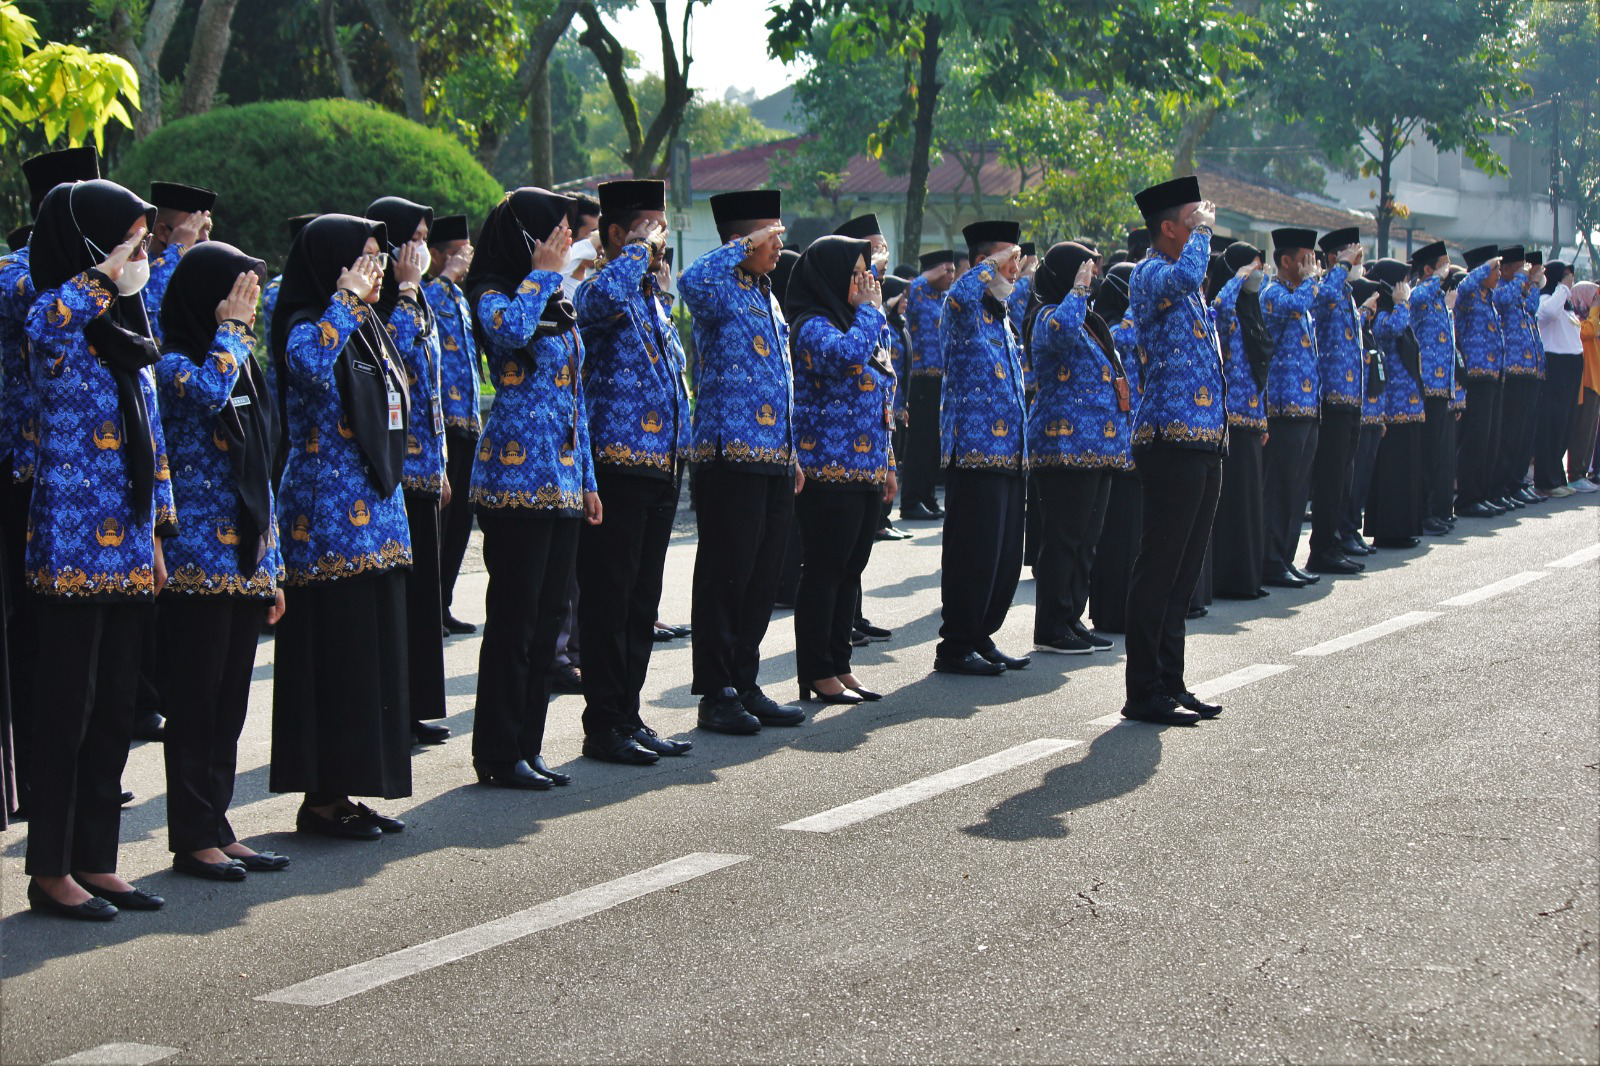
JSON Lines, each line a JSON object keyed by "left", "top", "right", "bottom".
{"left": 521, "top": 0, "right": 582, "bottom": 186}
{"left": 1269, "top": 0, "right": 1530, "bottom": 256}
{"left": 362, "top": 0, "right": 425, "bottom": 122}
{"left": 175, "top": 0, "right": 238, "bottom": 119}
{"left": 97, "top": 0, "right": 182, "bottom": 139}
{"left": 1524, "top": 0, "right": 1600, "bottom": 273}
{"left": 580, "top": 70, "right": 782, "bottom": 177}
{"left": 577, "top": 0, "right": 699, "bottom": 177}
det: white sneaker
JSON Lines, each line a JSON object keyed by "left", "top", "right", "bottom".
{"left": 1548, "top": 485, "right": 1577, "bottom": 498}
{"left": 1570, "top": 478, "right": 1599, "bottom": 494}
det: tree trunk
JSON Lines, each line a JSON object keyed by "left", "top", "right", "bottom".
{"left": 176, "top": 0, "right": 238, "bottom": 119}
{"left": 321, "top": 0, "right": 364, "bottom": 101}
{"left": 899, "top": 13, "right": 943, "bottom": 266}
{"left": 1377, "top": 139, "right": 1394, "bottom": 258}
{"left": 364, "top": 0, "right": 426, "bottom": 124}
{"left": 1172, "top": 105, "right": 1217, "bottom": 176}
{"left": 579, "top": 4, "right": 646, "bottom": 173}
{"left": 522, "top": 0, "right": 582, "bottom": 187}
{"left": 109, "top": 0, "right": 183, "bottom": 139}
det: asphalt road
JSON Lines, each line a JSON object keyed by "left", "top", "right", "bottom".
{"left": 2, "top": 492, "right": 1597, "bottom": 1065}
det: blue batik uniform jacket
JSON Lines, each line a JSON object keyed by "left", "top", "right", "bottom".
{"left": 1026, "top": 293, "right": 1132, "bottom": 470}
{"left": 884, "top": 317, "right": 910, "bottom": 417}
{"left": 26, "top": 269, "right": 177, "bottom": 598}
{"left": 1006, "top": 275, "right": 1035, "bottom": 392}
{"left": 938, "top": 262, "right": 1027, "bottom": 474}
{"left": 155, "top": 321, "right": 283, "bottom": 597}
{"left": 1375, "top": 306, "right": 1424, "bottom": 424}
{"left": 260, "top": 274, "right": 282, "bottom": 396}
{"left": 1496, "top": 272, "right": 1543, "bottom": 379}
{"left": 1359, "top": 311, "right": 1387, "bottom": 426}
{"left": 424, "top": 275, "right": 482, "bottom": 436}
{"left": 680, "top": 238, "right": 793, "bottom": 473}
{"left": 0, "top": 247, "right": 37, "bottom": 481}
{"left": 1260, "top": 274, "right": 1322, "bottom": 420}
{"left": 1455, "top": 263, "right": 1504, "bottom": 380}
{"left": 142, "top": 241, "right": 185, "bottom": 344}
{"left": 470, "top": 268, "right": 596, "bottom": 517}
{"left": 277, "top": 289, "right": 412, "bottom": 585}
{"left": 1312, "top": 265, "right": 1361, "bottom": 409}
{"left": 1407, "top": 275, "right": 1456, "bottom": 399}
{"left": 1214, "top": 274, "right": 1266, "bottom": 433}
{"left": 791, "top": 306, "right": 895, "bottom": 487}
{"left": 575, "top": 242, "right": 690, "bottom": 479}
{"left": 1128, "top": 230, "right": 1227, "bottom": 452}
{"left": 1112, "top": 318, "right": 1141, "bottom": 398}
{"left": 905, "top": 276, "right": 945, "bottom": 378}
{"left": 384, "top": 296, "right": 446, "bottom": 496}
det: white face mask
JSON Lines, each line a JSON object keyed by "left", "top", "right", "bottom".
{"left": 562, "top": 237, "right": 598, "bottom": 278}
{"left": 116, "top": 256, "right": 150, "bottom": 296}
{"left": 987, "top": 273, "right": 1015, "bottom": 301}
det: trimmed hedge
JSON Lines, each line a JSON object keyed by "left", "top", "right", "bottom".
{"left": 113, "top": 98, "right": 503, "bottom": 269}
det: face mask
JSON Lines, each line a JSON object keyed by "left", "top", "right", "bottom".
{"left": 562, "top": 238, "right": 598, "bottom": 278}
{"left": 872, "top": 248, "right": 890, "bottom": 274}
{"left": 115, "top": 255, "right": 150, "bottom": 296}
{"left": 987, "top": 274, "right": 1015, "bottom": 301}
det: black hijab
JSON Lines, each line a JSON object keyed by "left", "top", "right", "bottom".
{"left": 1025, "top": 241, "right": 1102, "bottom": 362}
{"left": 1221, "top": 243, "right": 1271, "bottom": 391}
{"left": 270, "top": 213, "right": 408, "bottom": 498}
{"left": 365, "top": 195, "right": 434, "bottom": 328}
{"left": 1094, "top": 262, "right": 1134, "bottom": 327}
{"left": 1542, "top": 260, "right": 1568, "bottom": 296}
{"left": 785, "top": 235, "right": 871, "bottom": 337}
{"left": 30, "top": 179, "right": 160, "bottom": 520}
{"left": 769, "top": 248, "right": 801, "bottom": 306}
{"left": 160, "top": 241, "right": 277, "bottom": 562}
{"left": 463, "top": 188, "right": 575, "bottom": 360}
{"left": 880, "top": 274, "right": 909, "bottom": 327}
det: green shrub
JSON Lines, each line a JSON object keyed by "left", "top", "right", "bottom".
{"left": 113, "top": 98, "right": 503, "bottom": 270}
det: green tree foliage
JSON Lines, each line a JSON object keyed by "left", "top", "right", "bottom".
{"left": 1523, "top": 0, "right": 1599, "bottom": 272}
{"left": 1269, "top": 0, "right": 1531, "bottom": 255}
{"left": 580, "top": 69, "right": 781, "bottom": 176}
{"left": 112, "top": 97, "right": 502, "bottom": 268}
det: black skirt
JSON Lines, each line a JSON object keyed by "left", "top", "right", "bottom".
{"left": 1089, "top": 471, "right": 1142, "bottom": 633}
{"left": 404, "top": 491, "right": 447, "bottom": 722}
{"left": 1365, "top": 422, "right": 1424, "bottom": 540}
{"left": 270, "top": 570, "right": 412, "bottom": 799}
{"left": 1213, "top": 428, "right": 1265, "bottom": 597}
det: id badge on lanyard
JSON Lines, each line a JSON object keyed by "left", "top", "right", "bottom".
{"left": 430, "top": 395, "right": 443, "bottom": 435}
{"left": 387, "top": 378, "right": 403, "bottom": 432}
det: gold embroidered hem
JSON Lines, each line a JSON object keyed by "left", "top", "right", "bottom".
{"left": 802, "top": 464, "right": 889, "bottom": 486}
{"left": 282, "top": 541, "right": 413, "bottom": 586}
{"left": 693, "top": 441, "right": 794, "bottom": 466}
{"left": 1029, "top": 453, "right": 1129, "bottom": 471}
{"left": 1387, "top": 412, "right": 1426, "bottom": 424}
{"left": 943, "top": 450, "right": 1027, "bottom": 473}
{"left": 470, "top": 486, "right": 586, "bottom": 512}
{"left": 444, "top": 415, "right": 481, "bottom": 434}
{"left": 910, "top": 369, "right": 945, "bottom": 379}
{"left": 1463, "top": 368, "right": 1500, "bottom": 379}
{"left": 1502, "top": 365, "right": 1542, "bottom": 377}
{"left": 9, "top": 462, "right": 34, "bottom": 482}
{"left": 1133, "top": 422, "right": 1228, "bottom": 446}
{"left": 402, "top": 474, "right": 443, "bottom": 496}
{"left": 163, "top": 565, "right": 278, "bottom": 598}
{"left": 595, "top": 444, "right": 677, "bottom": 472}
{"left": 30, "top": 564, "right": 155, "bottom": 598}
{"left": 1227, "top": 415, "right": 1268, "bottom": 431}
{"left": 1265, "top": 402, "right": 1320, "bottom": 419}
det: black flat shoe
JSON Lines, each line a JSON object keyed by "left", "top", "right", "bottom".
{"left": 740, "top": 688, "right": 807, "bottom": 725}
{"left": 353, "top": 803, "right": 405, "bottom": 833}
{"left": 27, "top": 881, "right": 117, "bottom": 921}
{"left": 634, "top": 725, "right": 694, "bottom": 754}
{"left": 856, "top": 620, "right": 892, "bottom": 640}
{"left": 232, "top": 851, "right": 291, "bottom": 872}
{"left": 980, "top": 647, "right": 1032, "bottom": 670}
{"left": 551, "top": 664, "right": 584, "bottom": 693}
{"left": 1120, "top": 695, "right": 1201, "bottom": 726}
{"left": 1373, "top": 535, "right": 1421, "bottom": 548}
{"left": 475, "top": 759, "right": 553, "bottom": 790}
{"left": 900, "top": 502, "right": 940, "bottom": 520}
{"left": 1458, "top": 500, "right": 1497, "bottom": 517}
{"left": 1261, "top": 569, "right": 1308, "bottom": 589}
{"left": 843, "top": 685, "right": 883, "bottom": 701}
{"left": 934, "top": 652, "right": 1006, "bottom": 676}
{"left": 1306, "top": 553, "right": 1363, "bottom": 575}
{"left": 1171, "top": 690, "right": 1224, "bottom": 718}
{"left": 582, "top": 729, "right": 659, "bottom": 765}
{"left": 799, "top": 683, "right": 863, "bottom": 705}
{"left": 1184, "top": 606, "right": 1209, "bottom": 619}
{"left": 412, "top": 720, "right": 451, "bottom": 745}
{"left": 296, "top": 806, "right": 382, "bottom": 841}
{"left": 664, "top": 623, "right": 691, "bottom": 637}
{"left": 1288, "top": 565, "right": 1321, "bottom": 584}
{"left": 174, "top": 853, "right": 247, "bottom": 881}
{"left": 652, "top": 627, "right": 677, "bottom": 642}
{"left": 696, "top": 696, "right": 762, "bottom": 735}
{"left": 121, "top": 790, "right": 135, "bottom": 805}
{"left": 442, "top": 612, "right": 477, "bottom": 635}
{"left": 529, "top": 755, "right": 571, "bottom": 785}
{"left": 84, "top": 883, "right": 165, "bottom": 911}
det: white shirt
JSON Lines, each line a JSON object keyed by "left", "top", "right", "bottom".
{"left": 1538, "top": 284, "right": 1582, "bottom": 354}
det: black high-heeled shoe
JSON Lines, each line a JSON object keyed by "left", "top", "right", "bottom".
{"left": 27, "top": 880, "right": 118, "bottom": 921}
{"left": 843, "top": 684, "right": 883, "bottom": 701}
{"left": 799, "top": 684, "right": 863, "bottom": 705}
{"left": 528, "top": 755, "right": 570, "bottom": 786}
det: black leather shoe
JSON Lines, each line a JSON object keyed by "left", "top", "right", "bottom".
{"left": 696, "top": 696, "right": 761, "bottom": 735}
{"left": 442, "top": 612, "right": 477, "bottom": 635}
{"left": 551, "top": 664, "right": 583, "bottom": 693}
{"left": 1373, "top": 535, "right": 1420, "bottom": 548}
{"left": 900, "top": 502, "right": 940, "bottom": 520}
{"left": 856, "top": 619, "right": 892, "bottom": 640}
{"left": 412, "top": 720, "right": 450, "bottom": 744}
{"left": 664, "top": 623, "right": 692, "bottom": 637}
{"left": 529, "top": 755, "right": 571, "bottom": 785}
{"left": 1185, "top": 606, "right": 1209, "bottom": 620}
{"left": 27, "top": 881, "right": 117, "bottom": 921}
{"left": 934, "top": 652, "right": 1006, "bottom": 676}
{"left": 130, "top": 711, "right": 166, "bottom": 743}
{"left": 980, "top": 647, "right": 1031, "bottom": 670}
{"left": 1073, "top": 622, "right": 1115, "bottom": 651}
{"left": 1288, "top": 565, "right": 1322, "bottom": 584}
{"left": 353, "top": 803, "right": 405, "bottom": 833}
{"left": 740, "top": 688, "right": 806, "bottom": 726}
{"left": 296, "top": 805, "right": 382, "bottom": 840}
{"left": 174, "top": 853, "right": 247, "bottom": 881}
{"left": 582, "top": 729, "right": 659, "bottom": 765}
{"left": 121, "top": 790, "right": 135, "bottom": 806}
{"left": 1170, "top": 690, "right": 1224, "bottom": 718}
{"left": 475, "top": 759, "right": 553, "bottom": 790}
{"left": 1422, "top": 518, "right": 1450, "bottom": 536}
{"left": 799, "top": 683, "right": 862, "bottom": 704}
{"left": 1498, "top": 494, "right": 1524, "bottom": 510}
{"left": 652, "top": 627, "right": 677, "bottom": 642}
{"left": 233, "top": 851, "right": 291, "bottom": 872}
{"left": 1120, "top": 695, "right": 1201, "bottom": 726}
{"left": 1262, "top": 569, "right": 1308, "bottom": 589}
{"left": 1513, "top": 487, "right": 1542, "bottom": 504}
{"left": 633, "top": 725, "right": 694, "bottom": 754}
{"left": 84, "top": 883, "right": 165, "bottom": 910}
{"left": 1306, "top": 553, "right": 1363, "bottom": 574}
{"left": 1458, "top": 500, "right": 1497, "bottom": 517}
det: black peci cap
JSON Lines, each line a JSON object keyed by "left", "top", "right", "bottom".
{"left": 6, "top": 225, "right": 30, "bottom": 252}
{"left": 1526, "top": 250, "right": 1542, "bottom": 267}
{"left": 598, "top": 179, "right": 665, "bottom": 215}
{"left": 1409, "top": 241, "right": 1448, "bottom": 271}
{"left": 1020, "top": 242, "right": 1037, "bottom": 258}
{"left": 1498, "top": 245, "right": 1525, "bottom": 265}
{"left": 1368, "top": 258, "right": 1410, "bottom": 286}
{"left": 918, "top": 249, "right": 956, "bottom": 271}
{"left": 710, "top": 190, "right": 781, "bottom": 225}
{"left": 1350, "top": 278, "right": 1388, "bottom": 306}
{"left": 1134, "top": 176, "right": 1201, "bottom": 222}
{"left": 150, "top": 181, "right": 217, "bottom": 213}
{"left": 22, "top": 146, "right": 100, "bottom": 217}
{"left": 430, "top": 214, "right": 470, "bottom": 245}
{"left": 286, "top": 213, "right": 320, "bottom": 240}
{"left": 1318, "top": 226, "right": 1361, "bottom": 254}
{"left": 962, "top": 220, "right": 1021, "bottom": 248}
{"left": 1271, "top": 227, "right": 1318, "bottom": 257}
{"left": 1464, "top": 244, "right": 1499, "bottom": 270}
{"left": 834, "top": 213, "right": 881, "bottom": 240}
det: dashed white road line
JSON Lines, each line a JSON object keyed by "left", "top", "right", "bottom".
{"left": 258, "top": 852, "right": 748, "bottom": 1007}
{"left": 1547, "top": 544, "right": 1600, "bottom": 569}
{"left": 1293, "top": 611, "right": 1441, "bottom": 657}
{"left": 1191, "top": 663, "right": 1294, "bottom": 700}
{"left": 48, "top": 1045, "right": 178, "bottom": 1066}
{"left": 1438, "top": 570, "right": 1550, "bottom": 606}
{"left": 780, "top": 738, "right": 1080, "bottom": 833}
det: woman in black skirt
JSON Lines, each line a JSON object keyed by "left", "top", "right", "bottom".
{"left": 1366, "top": 268, "right": 1426, "bottom": 547}
{"left": 270, "top": 214, "right": 414, "bottom": 841}
{"left": 1211, "top": 243, "right": 1271, "bottom": 599}
{"left": 1088, "top": 262, "right": 1140, "bottom": 634}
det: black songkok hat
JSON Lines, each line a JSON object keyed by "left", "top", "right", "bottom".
{"left": 918, "top": 249, "right": 956, "bottom": 271}
{"left": 150, "top": 181, "right": 217, "bottom": 213}
{"left": 1368, "top": 258, "right": 1410, "bottom": 287}
{"left": 1020, "top": 242, "right": 1037, "bottom": 258}
{"left": 1464, "top": 245, "right": 1499, "bottom": 270}
{"left": 1410, "top": 240, "right": 1448, "bottom": 271}
{"left": 1318, "top": 226, "right": 1360, "bottom": 254}
{"left": 1209, "top": 233, "right": 1238, "bottom": 255}
{"left": 834, "top": 213, "right": 881, "bottom": 240}
{"left": 598, "top": 179, "right": 665, "bottom": 215}
{"left": 1126, "top": 227, "right": 1149, "bottom": 247}
{"left": 430, "top": 214, "right": 470, "bottom": 245}
{"left": 710, "top": 190, "right": 781, "bottom": 225}
{"left": 1133, "top": 176, "right": 1201, "bottom": 222}
{"left": 962, "top": 220, "right": 1021, "bottom": 248}
{"left": 1526, "top": 250, "right": 1543, "bottom": 267}
{"left": 7, "top": 225, "right": 31, "bottom": 252}
{"left": 286, "top": 213, "right": 319, "bottom": 240}
{"left": 22, "top": 146, "right": 100, "bottom": 217}
{"left": 1498, "top": 245, "right": 1525, "bottom": 265}
{"left": 1271, "top": 227, "right": 1318, "bottom": 257}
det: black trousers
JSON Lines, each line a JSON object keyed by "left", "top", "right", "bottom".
{"left": 1308, "top": 406, "right": 1360, "bottom": 558}
{"left": 1496, "top": 375, "right": 1541, "bottom": 494}
{"left": 1088, "top": 473, "right": 1142, "bottom": 633}
{"left": 774, "top": 511, "right": 802, "bottom": 608}
{"left": 1457, "top": 377, "right": 1503, "bottom": 506}
{"left": 26, "top": 600, "right": 145, "bottom": 876}
{"left": 578, "top": 469, "right": 678, "bottom": 735}
{"left": 1213, "top": 428, "right": 1265, "bottom": 598}
{"left": 159, "top": 597, "right": 263, "bottom": 853}
{"left": 1534, "top": 353, "right": 1583, "bottom": 490}
{"left": 1, "top": 469, "right": 35, "bottom": 810}
{"left": 404, "top": 490, "right": 447, "bottom": 723}
{"left": 691, "top": 464, "right": 793, "bottom": 696}
{"left": 794, "top": 485, "right": 880, "bottom": 680}
{"left": 1421, "top": 397, "right": 1458, "bottom": 521}
{"left": 937, "top": 467, "right": 1025, "bottom": 659}
{"left": 1124, "top": 446, "right": 1223, "bottom": 702}
{"left": 439, "top": 429, "right": 477, "bottom": 613}
{"left": 901, "top": 376, "right": 942, "bottom": 511}
{"left": 1262, "top": 417, "right": 1319, "bottom": 573}
{"left": 474, "top": 511, "right": 579, "bottom": 765}
{"left": 1032, "top": 468, "right": 1111, "bottom": 642}
{"left": 1341, "top": 422, "right": 1384, "bottom": 538}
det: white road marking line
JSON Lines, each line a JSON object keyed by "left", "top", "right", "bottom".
{"left": 1438, "top": 570, "right": 1550, "bottom": 607}
{"left": 1548, "top": 544, "right": 1600, "bottom": 568}
{"left": 1087, "top": 712, "right": 1131, "bottom": 727}
{"left": 1191, "top": 663, "right": 1294, "bottom": 700}
{"left": 780, "top": 738, "right": 1080, "bottom": 833}
{"left": 1294, "top": 611, "right": 1441, "bottom": 657}
{"left": 258, "top": 852, "right": 748, "bottom": 1007}
{"left": 48, "top": 1045, "right": 178, "bottom": 1066}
